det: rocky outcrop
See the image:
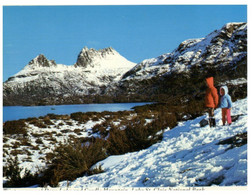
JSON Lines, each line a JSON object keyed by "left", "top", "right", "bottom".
{"left": 28, "top": 54, "right": 57, "bottom": 67}
{"left": 75, "top": 47, "right": 116, "bottom": 68}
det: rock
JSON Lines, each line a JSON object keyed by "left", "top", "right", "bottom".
{"left": 200, "top": 119, "right": 209, "bottom": 127}
{"left": 231, "top": 114, "right": 244, "bottom": 122}
{"left": 75, "top": 47, "right": 116, "bottom": 68}
{"left": 217, "top": 131, "right": 247, "bottom": 151}
{"left": 28, "top": 54, "right": 56, "bottom": 67}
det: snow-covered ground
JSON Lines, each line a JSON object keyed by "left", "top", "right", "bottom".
{"left": 59, "top": 98, "right": 247, "bottom": 188}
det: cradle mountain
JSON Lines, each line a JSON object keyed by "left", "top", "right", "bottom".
{"left": 3, "top": 22, "right": 247, "bottom": 106}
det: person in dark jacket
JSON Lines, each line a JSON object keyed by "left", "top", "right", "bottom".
{"left": 205, "top": 77, "right": 219, "bottom": 127}
{"left": 220, "top": 86, "right": 232, "bottom": 125}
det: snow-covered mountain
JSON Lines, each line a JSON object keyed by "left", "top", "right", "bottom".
{"left": 3, "top": 47, "right": 136, "bottom": 105}
{"left": 122, "top": 22, "right": 247, "bottom": 81}
{"left": 3, "top": 22, "right": 247, "bottom": 106}
{"left": 114, "top": 22, "right": 247, "bottom": 99}
{"left": 56, "top": 98, "right": 246, "bottom": 188}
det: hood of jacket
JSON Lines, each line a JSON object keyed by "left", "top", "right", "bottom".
{"left": 220, "top": 86, "right": 229, "bottom": 95}
{"left": 206, "top": 77, "right": 214, "bottom": 88}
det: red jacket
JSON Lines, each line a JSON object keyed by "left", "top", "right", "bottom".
{"left": 205, "top": 77, "right": 219, "bottom": 108}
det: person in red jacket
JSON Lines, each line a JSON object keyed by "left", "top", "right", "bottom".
{"left": 205, "top": 77, "right": 219, "bottom": 127}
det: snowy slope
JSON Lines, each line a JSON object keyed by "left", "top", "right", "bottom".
{"left": 59, "top": 98, "right": 247, "bottom": 188}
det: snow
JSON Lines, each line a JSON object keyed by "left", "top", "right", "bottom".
{"left": 220, "top": 78, "right": 247, "bottom": 86}
{"left": 2, "top": 118, "right": 105, "bottom": 178}
{"left": 58, "top": 98, "right": 247, "bottom": 188}
{"left": 5, "top": 48, "right": 136, "bottom": 94}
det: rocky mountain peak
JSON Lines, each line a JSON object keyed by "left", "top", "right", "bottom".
{"left": 222, "top": 22, "right": 246, "bottom": 37}
{"left": 28, "top": 54, "right": 57, "bottom": 67}
{"left": 75, "top": 46, "right": 117, "bottom": 68}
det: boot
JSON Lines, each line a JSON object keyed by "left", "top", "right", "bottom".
{"left": 209, "top": 118, "right": 213, "bottom": 127}
{"left": 209, "top": 118, "right": 216, "bottom": 127}
{"left": 212, "top": 118, "right": 216, "bottom": 127}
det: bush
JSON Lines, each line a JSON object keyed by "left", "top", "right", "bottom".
{"left": 41, "top": 138, "right": 108, "bottom": 187}
{"left": 43, "top": 118, "right": 54, "bottom": 126}
{"left": 3, "top": 120, "right": 27, "bottom": 135}
{"left": 92, "top": 123, "right": 109, "bottom": 138}
{"left": 107, "top": 126, "right": 131, "bottom": 155}
{"left": 36, "top": 138, "right": 44, "bottom": 145}
{"left": 3, "top": 156, "right": 41, "bottom": 188}
{"left": 70, "top": 112, "right": 89, "bottom": 123}
{"left": 107, "top": 114, "right": 170, "bottom": 155}
{"left": 29, "top": 118, "right": 47, "bottom": 128}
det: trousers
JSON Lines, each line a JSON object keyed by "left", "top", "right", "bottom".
{"left": 207, "top": 107, "right": 216, "bottom": 127}
{"left": 222, "top": 108, "right": 232, "bottom": 125}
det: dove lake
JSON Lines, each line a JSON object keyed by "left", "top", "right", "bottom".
{"left": 3, "top": 102, "right": 152, "bottom": 122}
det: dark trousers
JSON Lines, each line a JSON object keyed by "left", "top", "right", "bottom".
{"left": 207, "top": 107, "right": 216, "bottom": 127}
{"left": 207, "top": 108, "right": 214, "bottom": 118}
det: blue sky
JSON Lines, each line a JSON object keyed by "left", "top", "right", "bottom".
{"left": 3, "top": 5, "right": 247, "bottom": 81}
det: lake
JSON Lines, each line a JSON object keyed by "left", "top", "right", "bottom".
{"left": 3, "top": 102, "right": 152, "bottom": 122}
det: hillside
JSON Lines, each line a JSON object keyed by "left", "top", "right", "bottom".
{"left": 3, "top": 97, "right": 247, "bottom": 188}
{"left": 59, "top": 98, "right": 247, "bottom": 188}
{"left": 112, "top": 22, "right": 247, "bottom": 102}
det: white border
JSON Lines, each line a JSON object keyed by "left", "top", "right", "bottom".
{"left": 1, "top": 1, "right": 250, "bottom": 195}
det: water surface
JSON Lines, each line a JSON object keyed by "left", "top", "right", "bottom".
{"left": 3, "top": 102, "right": 151, "bottom": 122}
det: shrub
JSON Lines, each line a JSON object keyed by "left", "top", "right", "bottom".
{"left": 41, "top": 138, "right": 108, "bottom": 187}
{"left": 107, "top": 126, "right": 132, "bottom": 155}
{"left": 70, "top": 112, "right": 89, "bottom": 123}
{"left": 66, "top": 121, "right": 73, "bottom": 126}
{"left": 92, "top": 123, "right": 107, "bottom": 135}
{"left": 3, "top": 120, "right": 27, "bottom": 135}
{"left": 47, "top": 113, "right": 59, "bottom": 119}
{"left": 92, "top": 116, "right": 100, "bottom": 121}
{"left": 36, "top": 138, "right": 44, "bottom": 145}
{"left": 21, "top": 137, "right": 32, "bottom": 147}
{"left": 3, "top": 156, "right": 22, "bottom": 186}
{"left": 3, "top": 137, "right": 8, "bottom": 143}
{"left": 3, "top": 156, "right": 41, "bottom": 188}
{"left": 61, "top": 129, "right": 71, "bottom": 133}
{"left": 12, "top": 141, "right": 21, "bottom": 149}
{"left": 29, "top": 119, "right": 47, "bottom": 128}
{"left": 10, "top": 149, "right": 26, "bottom": 156}
{"left": 73, "top": 128, "right": 81, "bottom": 135}
{"left": 43, "top": 118, "right": 54, "bottom": 126}
{"left": 31, "top": 145, "right": 40, "bottom": 151}
{"left": 106, "top": 111, "right": 177, "bottom": 155}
